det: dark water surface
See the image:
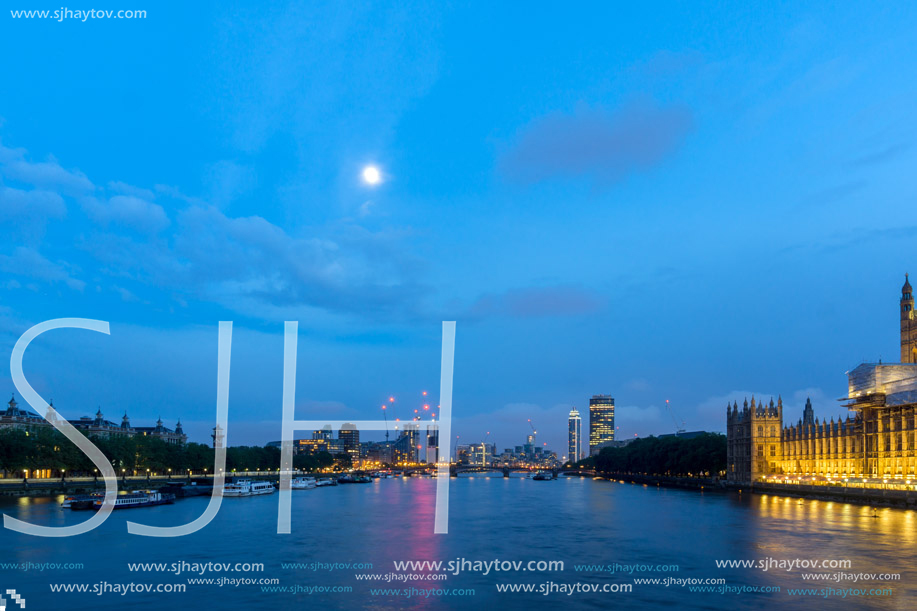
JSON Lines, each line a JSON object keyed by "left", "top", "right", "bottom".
{"left": 1, "top": 475, "right": 914, "bottom": 610}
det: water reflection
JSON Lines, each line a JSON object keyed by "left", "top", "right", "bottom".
{"left": 0, "top": 480, "right": 914, "bottom": 610}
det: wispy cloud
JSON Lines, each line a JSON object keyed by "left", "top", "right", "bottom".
{"left": 466, "top": 285, "right": 605, "bottom": 320}
{"left": 0, "top": 185, "right": 66, "bottom": 221}
{"left": 0, "top": 246, "right": 85, "bottom": 291}
{"left": 1, "top": 134, "right": 428, "bottom": 323}
{"left": 499, "top": 100, "right": 693, "bottom": 185}
{"left": 850, "top": 142, "right": 910, "bottom": 167}
{"left": 82, "top": 195, "right": 171, "bottom": 233}
{"left": 0, "top": 143, "right": 94, "bottom": 195}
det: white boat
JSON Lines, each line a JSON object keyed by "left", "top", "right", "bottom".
{"left": 290, "top": 477, "right": 317, "bottom": 490}
{"left": 69, "top": 490, "right": 175, "bottom": 510}
{"left": 316, "top": 478, "right": 337, "bottom": 487}
{"left": 223, "top": 479, "right": 275, "bottom": 497}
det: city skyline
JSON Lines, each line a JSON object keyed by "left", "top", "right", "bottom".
{"left": 3, "top": 3, "right": 917, "bottom": 457}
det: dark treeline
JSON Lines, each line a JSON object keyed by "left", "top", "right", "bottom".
{"left": 0, "top": 428, "right": 337, "bottom": 477}
{"left": 587, "top": 433, "right": 726, "bottom": 477}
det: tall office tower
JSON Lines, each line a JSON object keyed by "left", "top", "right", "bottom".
{"left": 426, "top": 425, "right": 439, "bottom": 464}
{"left": 338, "top": 423, "right": 360, "bottom": 461}
{"left": 313, "top": 425, "right": 333, "bottom": 441}
{"left": 393, "top": 424, "right": 420, "bottom": 464}
{"left": 589, "top": 395, "right": 615, "bottom": 456}
{"left": 568, "top": 408, "right": 582, "bottom": 462}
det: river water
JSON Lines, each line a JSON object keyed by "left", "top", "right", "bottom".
{"left": 1, "top": 474, "right": 914, "bottom": 610}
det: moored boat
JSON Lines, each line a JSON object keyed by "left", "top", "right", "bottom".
{"left": 224, "top": 478, "right": 275, "bottom": 497}
{"left": 70, "top": 490, "right": 175, "bottom": 510}
{"left": 159, "top": 479, "right": 214, "bottom": 498}
{"left": 290, "top": 477, "right": 317, "bottom": 490}
{"left": 337, "top": 474, "right": 373, "bottom": 484}
{"left": 62, "top": 493, "right": 102, "bottom": 508}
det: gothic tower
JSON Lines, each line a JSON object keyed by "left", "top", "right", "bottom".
{"left": 902, "top": 274, "right": 916, "bottom": 363}
{"left": 802, "top": 397, "right": 814, "bottom": 426}
{"left": 749, "top": 396, "right": 783, "bottom": 480}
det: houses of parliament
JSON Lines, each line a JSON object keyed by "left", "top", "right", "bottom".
{"left": 727, "top": 275, "right": 917, "bottom": 484}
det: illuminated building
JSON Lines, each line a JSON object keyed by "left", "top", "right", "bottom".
{"left": 589, "top": 395, "right": 615, "bottom": 456}
{"left": 568, "top": 407, "right": 582, "bottom": 462}
{"left": 727, "top": 275, "right": 917, "bottom": 484}
{"left": 338, "top": 424, "right": 360, "bottom": 461}
{"left": 469, "top": 443, "right": 495, "bottom": 466}
{"left": 902, "top": 273, "right": 917, "bottom": 363}
{"left": 297, "top": 438, "right": 331, "bottom": 455}
{"left": 455, "top": 444, "right": 471, "bottom": 465}
{"left": 393, "top": 424, "right": 419, "bottom": 464}
{"left": 361, "top": 441, "right": 393, "bottom": 464}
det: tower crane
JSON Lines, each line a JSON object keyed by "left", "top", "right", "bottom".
{"left": 527, "top": 418, "right": 537, "bottom": 443}
{"left": 665, "top": 399, "right": 686, "bottom": 435}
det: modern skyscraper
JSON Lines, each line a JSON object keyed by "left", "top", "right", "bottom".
{"left": 589, "top": 395, "right": 615, "bottom": 456}
{"left": 426, "top": 425, "right": 439, "bottom": 464}
{"left": 568, "top": 408, "right": 582, "bottom": 462}
{"left": 393, "top": 424, "right": 419, "bottom": 464}
{"left": 338, "top": 423, "right": 360, "bottom": 461}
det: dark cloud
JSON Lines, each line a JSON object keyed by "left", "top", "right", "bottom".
{"left": 78, "top": 204, "right": 428, "bottom": 321}
{"left": 499, "top": 101, "right": 693, "bottom": 185}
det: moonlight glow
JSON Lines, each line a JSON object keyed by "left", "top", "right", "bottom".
{"left": 361, "top": 165, "right": 382, "bottom": 185}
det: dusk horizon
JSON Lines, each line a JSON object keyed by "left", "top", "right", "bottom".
{"left": 3, "top": 3, "right": 917, "bottom": 609}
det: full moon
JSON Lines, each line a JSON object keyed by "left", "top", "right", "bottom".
{"left": 361, "top": 165, "right": 382, "bottom": 185}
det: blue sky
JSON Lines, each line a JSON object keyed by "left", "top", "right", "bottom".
{"left": 2, "top": 2, "right": 917, "bottom": 455}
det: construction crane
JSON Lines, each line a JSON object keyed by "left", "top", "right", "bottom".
{"left": 381, "top": 404, "right": 389, "bottom": 442}
{"left": 527, "top": 418, "right": 537, "bottom": 444}
{"left": 665, "top": 399, "right": 686, "bottom": 435}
